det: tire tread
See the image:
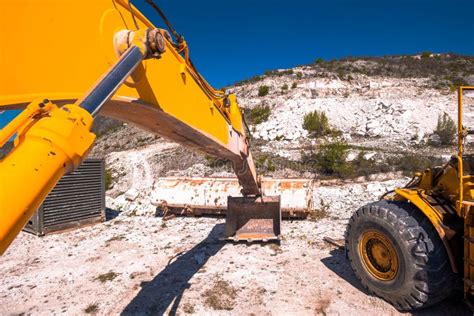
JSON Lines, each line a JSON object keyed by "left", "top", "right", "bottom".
{"left": 345, "top": 200, "right": 458, "bottom": 311}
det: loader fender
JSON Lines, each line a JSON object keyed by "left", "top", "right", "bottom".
{"left": 392, "top": 188, "right": 458, "bottom": 273}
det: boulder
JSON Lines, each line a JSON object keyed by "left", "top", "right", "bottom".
{"left": 346, "top": 151, "right": 358, "bottom": 162}
{"left": 363, "top": 152, "right": 377, "bottom": 160}
{"left": 428, "top": 133, "right": 441, "bottom": 146}
{"left": 366, "top": 120, "right": 380, "bottom": 131}
{"left": 125, "top": 188, "right": 140, "bottom": 201}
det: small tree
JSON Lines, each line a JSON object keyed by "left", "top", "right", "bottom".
{"left": 314, "top": 140, "right": 352, "bottom": 177}
{"left": 281, "top": 84, "right": 288, "bottom": 91}
{"left": 303, "top": 110, "right": 331, "bottom": 137}
{"left": 434, "top": 113, "right": 456, "bottom": 145}
{"left": 248, "top": 104, "right": 271, "bottom": 124}
{"left": 291, "top": 82, "right": 297, "bottom": 89}
{"left": 258, "top": 85, "right": 270, "bottom": 97}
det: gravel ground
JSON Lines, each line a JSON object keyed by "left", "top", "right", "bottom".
{"left": 0, "top": 179, "right": 470, "bottom": 315}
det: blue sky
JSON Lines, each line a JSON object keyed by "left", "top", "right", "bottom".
{"left": 1, "top": 0, "right": 473, "bottom": 128}
{"left": 131, "top": 0, "right": 474, "bottom": 87}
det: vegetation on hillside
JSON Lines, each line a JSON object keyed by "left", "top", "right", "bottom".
{"left": 258, "top": 85, "right": 270, "bottom": 97}
{"left": 302, "top": 110, "right": 335, "bottom": 138}
{"left": 245, "top": 104, "right": 271, "bottom": 125}
{"left": 233, "top": 54, "right": 474, "bottom": 90}
{"left": 433, "top": 113, "right": 457, "bottom": 145}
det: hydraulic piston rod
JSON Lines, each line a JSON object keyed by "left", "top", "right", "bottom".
{"left": 78, "top": 46, "right": 145, "bottom": 117}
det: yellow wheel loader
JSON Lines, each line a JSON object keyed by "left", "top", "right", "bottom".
{"left": 346, "top": 86, "right": 474, "bottom": 311}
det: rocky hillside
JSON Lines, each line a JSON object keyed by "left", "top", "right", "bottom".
{"left": 90, "top": 53, "right": 474, "bottom": 208}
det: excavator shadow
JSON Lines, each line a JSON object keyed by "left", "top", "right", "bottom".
{"left": 121, "top": 223, "right": 226, "bottom": 316}
{"left": 321, "top": 248, "right": 470, "bottom": 315}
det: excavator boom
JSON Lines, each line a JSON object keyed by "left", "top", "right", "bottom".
{"left": 0, "top": 0, "right": 281, "bottom": 255}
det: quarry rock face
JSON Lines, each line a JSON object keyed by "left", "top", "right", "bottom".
{"left": 235, "top": 75, "right": 456, "bottom": 144}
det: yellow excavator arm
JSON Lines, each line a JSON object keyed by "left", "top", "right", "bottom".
{"left": 0, "top": 0, "right": 281, "bottom": 255}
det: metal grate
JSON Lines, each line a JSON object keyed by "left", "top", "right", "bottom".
{"left": 24, "top": 158, "right": 105, "bottom": 236}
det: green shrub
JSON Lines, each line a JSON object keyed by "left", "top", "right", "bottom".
{"left": 303, "top": 110, "right": 331, "bottom": 137}
{"left": 313, "top": 140, "right": 352, "bottom": 177}
{"left": 281, "top": 84, "right": 288, "bottom": 91}
{"left": 258, "top": 85, "right": 270, "bottom": 97}
{"left": 449, "top": 77, "right": 469, "bottom": 92}
{"left": 296, "top": 72, "right": 303, "bottom": 79}
{"left": 205, "top": 155, "right": 231, "bottom": 168}
{"left": 301, "top": 146, "right": 444, "bottom": 179}
{"left": 314, "top": 58, "right": 324, "bottom": 64}
{"left": 248, "top": 104, "right": 271, "bottom": 124}
{"left": 255, "top": 154, "right": 276, "bottom": 173}
{"left": 291, "top": 82, "right": 297, "bottom": 89}
{"left": 351, "top": 152, "right": 444, "bottom": 177}
{"left": 336, "top": 70, "right": 345, "bottom": 79}
{"left": 387, "top": 154, "right": 443, "bottom": 176}
{"left": 351, "top": 152, "right": 391, "bottom": 177}
{"left": 434, "top": 113, "right": 456, "bottom": 145}
{"left": 233, "top": 75, "right": 263, "bottom": 86}
{"left": 421, "top": 51, "right": 432, "bottom": 59}
{"left": 105, "top": 169, "right": 113, "bottom": 190}
{"left": 265, "top": 69, "right": 294, "bottom": 77}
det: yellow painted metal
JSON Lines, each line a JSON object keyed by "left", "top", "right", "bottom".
{"left": 0, "top": 101, "right": 95, "bottom": 255}
{"left": 436, "top": 164, "right": 463, "bottom": 204}
{"left": 0, "top": 101, "right": 54, "bottom": 148}
{"left": 456, "top": 87, "right": 474, "bottom": 215}
{"left": 456, "top": 86, "right": 474, "bottom": 304}
{"left": 458, "top": 87, "right": 465, "bottom": 213}
{"left": 464, "top": 205, "right": 474, "bottom": 304}
{"left": 393, "top": 188, "right": 458, "bottom": 273}
{"left": 359, "top": 230, "right": 399, "bottom": 281}
{"left": 0, "top": 0, "right": 244, "bottom": 144}
{"left": 0, "top": 0, "right": 266, "bottom": 254}
{"left": 395, "top": 189, "right": 447, "bottom": 238}
{"left": 391, "top": 87, "right": 474, "bottom": 279}
{"left": 227, "top": 94, "right": 244, "bottom": 135}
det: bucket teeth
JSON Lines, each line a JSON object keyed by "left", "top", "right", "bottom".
{"left": 223, "top": 195, "right": 281, "bottom": 242}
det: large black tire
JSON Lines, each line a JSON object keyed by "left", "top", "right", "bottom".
{"left": 345, "top": 200, "right": 458, "bottom": 311}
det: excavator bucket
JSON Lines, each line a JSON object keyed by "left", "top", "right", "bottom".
{"left": 224, "top": 196, "right": 281, "bottom": 242}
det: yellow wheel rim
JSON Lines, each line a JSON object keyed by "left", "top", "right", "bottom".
{"left": 359, "top": 230, "right": 399, "bottom": 281}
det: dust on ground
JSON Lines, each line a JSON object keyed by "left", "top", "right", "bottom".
{"left": 0, "top": 180, "right": 468, "bottom": 315}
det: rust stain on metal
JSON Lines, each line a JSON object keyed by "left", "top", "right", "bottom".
{"left": 151, "top": 177, "right": 313, "bottom": 220}
{"left": 279, "top": 181, "right": 305, "bottom": 190}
